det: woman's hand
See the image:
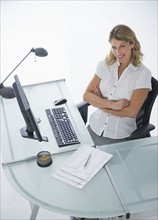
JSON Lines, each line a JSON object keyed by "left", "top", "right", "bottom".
{"left": 111, "top": 99, "right": 130, "bottom": 110}
{"left": 93, "top": 85, "right": 130, "bottom": 110}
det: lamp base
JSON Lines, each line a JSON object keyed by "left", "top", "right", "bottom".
{"left": 0, "top": 83, "right": 15, "bottom": 99}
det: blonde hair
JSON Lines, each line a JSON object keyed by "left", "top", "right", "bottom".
{"left": 106, "top": 24, "right": 143, "bottom": 66}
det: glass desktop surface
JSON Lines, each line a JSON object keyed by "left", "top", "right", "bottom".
{"left": 98, "top": 136, "right": 158, "bottom": 215}
{"left": 1, "top": 79, "right": 94, "bottom": 163}
{"left": 1, "top": 79, "right": 125, "bottom": 218}
{"left": 2, "top": 79, "right": 157, "bottom": 218}
{"left": 3, "top": 151, "right": 125, "bottom": 218}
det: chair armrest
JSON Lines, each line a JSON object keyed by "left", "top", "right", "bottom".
{"left": 76, "top": 101, "right": 90, "bottom": 124}
{"left": 126, "top": 124, "right": 155, "bottom": 140}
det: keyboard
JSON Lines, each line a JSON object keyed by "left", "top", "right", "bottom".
{"left": 45, "top": 107, "right": 80, "bottom": 147}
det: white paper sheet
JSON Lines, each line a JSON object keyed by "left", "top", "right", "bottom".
{"left": 52, "top": 145, "right": 113, "bottom": 189}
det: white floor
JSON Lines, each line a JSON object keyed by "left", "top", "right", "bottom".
{"left": 1, "top": 161, "right": 157, "bottom": 220}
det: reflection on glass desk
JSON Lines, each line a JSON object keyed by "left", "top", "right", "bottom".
{"left": 1, "top": 79, "right": 157, "bottom": 219}
{"left": 98, "top": 136, "right": 158, "bottom": 217}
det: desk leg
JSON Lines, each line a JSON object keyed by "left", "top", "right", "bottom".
{"left": 29, "top": 202, "right": 40, "bottom": 220}
{"left": 98, "top": 217, "right": 120, "bottom": 220}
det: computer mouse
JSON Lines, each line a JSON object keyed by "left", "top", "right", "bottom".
{"left": 54, "top": 98, "right": 67, "bottom": 106}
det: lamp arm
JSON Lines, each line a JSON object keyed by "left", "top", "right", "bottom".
{"left": 1, "top": 48, "right": 34, "bottom": 85}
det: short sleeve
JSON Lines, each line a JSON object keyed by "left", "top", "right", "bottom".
{"left": 135, "top": 68, "right": 152, "bottom": 90}
{"left": 95, "top": 60, "right": 105, "bottom": 79}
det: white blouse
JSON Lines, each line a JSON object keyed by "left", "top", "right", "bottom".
{"left": 89, "top": 60, "right": 152, "bottom": 139}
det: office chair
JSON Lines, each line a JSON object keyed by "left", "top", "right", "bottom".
{"left": 77, "top": 76, "right": 158, "bottom": 141}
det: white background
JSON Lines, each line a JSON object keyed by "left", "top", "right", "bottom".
{"left": 1, "top": 0, "right": 157, "bottom": 134}
{"left": 1, "top": 1, "right": 157, "bottom": 219}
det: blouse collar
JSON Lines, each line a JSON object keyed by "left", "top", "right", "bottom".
{"left": 114, "top": 61, "right": 139, "bottom": 71}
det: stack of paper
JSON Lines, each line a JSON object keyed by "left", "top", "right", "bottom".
{"left": 52, "top": 145, "right": 113, "bottom": 189}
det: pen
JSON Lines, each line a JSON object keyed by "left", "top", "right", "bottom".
{"left": 83, "top": 153, "right": 91, "bottom": 167}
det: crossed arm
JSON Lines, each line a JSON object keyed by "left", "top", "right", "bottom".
{"left": 83, "top": 74, "right": 150, "bottom": 118}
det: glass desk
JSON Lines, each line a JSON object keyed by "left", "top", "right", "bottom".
{"left": 1, "top": 79, "right": 126, "bottom": 219}
{"left": 98, "top": 136, "right": 158, "bottom": 218}
{"left": 1, "top": 79, "right": 94, "bottom": 162}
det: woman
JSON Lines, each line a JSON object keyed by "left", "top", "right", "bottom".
{"left": 83, "top": 24, "right": 152, "bottom": 145}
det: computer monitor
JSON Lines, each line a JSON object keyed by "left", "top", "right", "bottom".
{"left": 12, "top": 75, "right": 48, "bottom": 142}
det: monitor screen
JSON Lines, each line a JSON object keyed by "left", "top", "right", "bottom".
{"left": 12, "top": 75, "right": 48, "bottom": 142}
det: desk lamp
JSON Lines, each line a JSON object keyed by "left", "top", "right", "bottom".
{"left": 0, "top": 47, "right": 48, "bottom": 99}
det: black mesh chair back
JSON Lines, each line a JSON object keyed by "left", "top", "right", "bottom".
{"left": 136, "top": 77, "right": 158, "bottom": 129}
